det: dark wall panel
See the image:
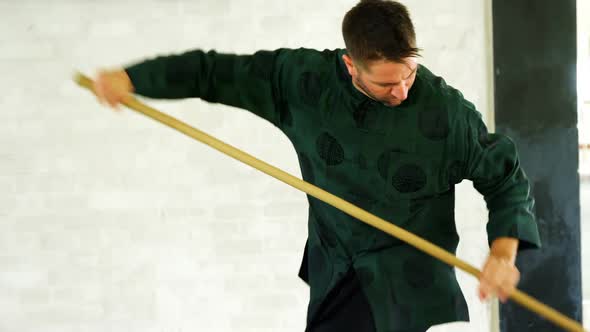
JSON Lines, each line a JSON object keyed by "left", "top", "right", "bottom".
{"left": 492, "top": 0, "right": 581, "bottom": 331}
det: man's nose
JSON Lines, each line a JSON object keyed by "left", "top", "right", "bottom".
{"left": 391, "top": 82, "right": 408, "bottom": 101}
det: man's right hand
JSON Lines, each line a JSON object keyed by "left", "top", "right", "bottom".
{"left": 92, "top": 70, "right": 134, "bottom": 110}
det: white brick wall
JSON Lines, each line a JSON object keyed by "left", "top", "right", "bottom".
{"left": 0, "top": 1, "right": 495, "bottom": 331}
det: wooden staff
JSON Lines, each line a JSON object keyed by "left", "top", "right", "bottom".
{"left": 74, "top": 72, "right": 586, "bottom": 332}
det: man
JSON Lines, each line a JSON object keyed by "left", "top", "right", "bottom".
{"left": 93, "top": 1, "right": 541, "bottom": 331}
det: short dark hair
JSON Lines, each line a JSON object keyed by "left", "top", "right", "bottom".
{"left": 342, "top": 0, "right": 420, "bottom": 66}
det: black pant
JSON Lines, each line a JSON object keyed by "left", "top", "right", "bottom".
{"left": 305, "top": 268, "right": 429, "bottom": 332}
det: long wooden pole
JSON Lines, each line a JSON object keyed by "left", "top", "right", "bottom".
{"left": 74, "top": 72, "right": 586, "bottom": 332}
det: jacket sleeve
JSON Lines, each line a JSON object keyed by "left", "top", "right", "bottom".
{"left": 454, "top": 99, "right": 541, "bottom": 250}
{"left": 123, "top": 49, "right": 292, "bottom": 128}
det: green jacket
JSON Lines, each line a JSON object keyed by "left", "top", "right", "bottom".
{"left": 125, "top": 47, "right": 541, "bottom": 331}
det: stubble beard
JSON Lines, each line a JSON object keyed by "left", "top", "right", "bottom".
{"left": 352, "top": 77, "right": 400, "bottom": 107}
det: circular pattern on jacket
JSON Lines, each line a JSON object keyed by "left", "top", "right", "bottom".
{"left": 316, "top": 133, "right": 344, "bottom": 166}
{"left": 392, "top": 164, "right": 427, "bottom": 193}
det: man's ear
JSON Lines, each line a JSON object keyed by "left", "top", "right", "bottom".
{"left": 342, "top": 54, "right": 357, "bottom": 77}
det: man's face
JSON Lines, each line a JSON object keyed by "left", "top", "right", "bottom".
{"left": 343, "top": 54, "right": 418, "bottom": 107}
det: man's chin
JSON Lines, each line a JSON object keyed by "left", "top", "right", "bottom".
{"left": 382, "top": 100, "right": 402, "bottom": 107}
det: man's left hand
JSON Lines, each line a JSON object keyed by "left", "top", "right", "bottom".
{"left": 478, "top": 238, "right": 520, "bottom": 303}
